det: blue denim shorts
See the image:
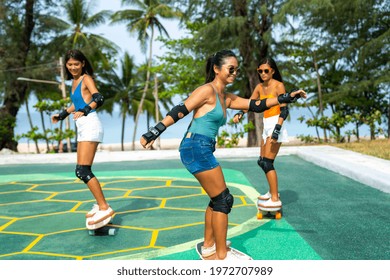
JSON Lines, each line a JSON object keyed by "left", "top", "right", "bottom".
{"left": 179, "top": 132, "right": 219, "bottom": 175}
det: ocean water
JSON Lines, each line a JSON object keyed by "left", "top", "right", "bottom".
{"left": 14, "top": 105, "right": 372, "bottom": 145}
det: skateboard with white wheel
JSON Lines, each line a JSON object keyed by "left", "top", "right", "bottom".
{"left": 87, "top": 215, "right": 117, "bottom": 236}
{"left": 195, "top": 241, "right": 252, "bottom": 260}
{"left": 88, "top": 222, "right": 117, "bottom": 236}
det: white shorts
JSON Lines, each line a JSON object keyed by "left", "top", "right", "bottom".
{"left": 262, "top": 115, "right": 289, "bottom": 143}
{"left": 75, "top": 112, "right": 104, "bottom": 142}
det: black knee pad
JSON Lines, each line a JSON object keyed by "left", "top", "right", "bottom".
{"left": 257, "top": 157, "right": 275, "bottom": 174}
{"left": 211, "top": 188, "right": 234, "bottom": 214}
{"left": 208, "top": 200, "right": 213, "bottom": 209}
{"left": 75, "top": 164, "right": 95, "bottom": 183}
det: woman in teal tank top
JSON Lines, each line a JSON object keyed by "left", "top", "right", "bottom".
{"left": 140, "top": 50, "right": 307, "bottom": 260}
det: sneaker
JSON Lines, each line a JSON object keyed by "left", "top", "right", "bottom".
{"left": 223, "top": 249, "right": 252, "bottom": 260}
{"left": 201, "top": 240, "right": 232, "bottom": 257}
{"left": 258, "top": 191, "right": 271, "bottom": 200}
{"left": 87, "top": 207, "right": 115, "bottom": 227}
{"left": 258, "top": 192, "right": 280, "bottom": 201}
{"left": 258, "top": 198, "right": 282, "bottom": 209}
{"left": 85, "top": 204, "right": 99, "bottom": 218}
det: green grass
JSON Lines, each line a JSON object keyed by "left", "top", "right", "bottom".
{"left": 330, "top": 139, "right": 390, "bottom": 160}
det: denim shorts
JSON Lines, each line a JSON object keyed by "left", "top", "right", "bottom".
{"left": 179, "top": 132, "right": 219, "bottom": 175}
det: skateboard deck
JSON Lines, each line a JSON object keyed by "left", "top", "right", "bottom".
{"left": 195, "top": 241, "right": 252, "bottom": 260}
{"left": 88, "top": 222, "right": 117, "bottom": 236}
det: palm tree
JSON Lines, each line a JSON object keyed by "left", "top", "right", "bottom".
{"left": 99, "top": 52, "right": 140, "bottom": 151}
{"left": 43, "top": 0, "right": 118, "bottom": 66}
{"left": 111, "top": 0, "right": 181, "bottom": 150}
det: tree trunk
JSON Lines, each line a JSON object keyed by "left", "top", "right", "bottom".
{"left": 0, "top": 0, "right": 35, "bottom": 152}
{"left": 131, "top": 26, "right": 154, "bottom": 150}
{"left": 233, "top": 0, "right": 269, "bottom": 147}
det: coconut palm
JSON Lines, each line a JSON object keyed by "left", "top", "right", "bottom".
{"left": 111, "top": 0, "right": 181, "bottom": 150}
{"left": 98, "top": 52, "right": 141, "bottom": 151}
{"left": 42, "top": 0, "right": 118, "bottom": 66}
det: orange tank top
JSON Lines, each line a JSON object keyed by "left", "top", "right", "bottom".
{"left": 260, "top": 94, "right": 280, "bottom": 118}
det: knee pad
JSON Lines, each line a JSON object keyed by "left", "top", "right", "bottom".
{"left": 75, "top": 164, "right": 95, "bottom": 183}
{"left": 257, "top": 157, "right": 275, "bottom": 174}
{"left": 208, "top": 200, "right": 213, "bottom": 209}
{"left": 211, "top": 188, "right": 234, "bottom": 214}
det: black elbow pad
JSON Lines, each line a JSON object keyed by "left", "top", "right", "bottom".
{"left": 166, "top": 103, "right": 189, "bottom": 122}
{"left": 280, "top": 106, "right": 289, "bottom": 120}
{"left": 92, "top": 93, "right": 104, "bottom": 108}
{"left": 248, "top": 99, "right": 269, "bottom": 113}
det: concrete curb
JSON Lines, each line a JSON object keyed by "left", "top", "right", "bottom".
{"left": 1, "top": 145, "right": 389, "bottom": 194}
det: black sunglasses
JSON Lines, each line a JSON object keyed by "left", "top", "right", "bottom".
{"left": 257, "top": 69, "right": 270, "bottom": 74}
{"left": 226, "top": 66, "right": 240, "bottom": 75}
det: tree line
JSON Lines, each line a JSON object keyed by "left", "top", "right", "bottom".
{"left": 0, "top": 0, "right": 388, "bottom": 153}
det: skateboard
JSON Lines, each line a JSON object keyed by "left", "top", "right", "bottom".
{"left": 257, "top": 207, "right": 282, "bottom": 219}
{"left": 88, "top": 222, "right": 117, "bottom": 236}
{"left": 195, "top": 241, "right": 252, "bottom": 260}
{"left": 257, "top": 196, "right": 282, "bottom": 220}
{"left": 87, "top": 216, "right": 117, "bottom": 236}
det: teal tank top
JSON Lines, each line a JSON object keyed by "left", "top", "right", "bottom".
{"left": 188, "top": 85, "right": 227, "bottom": 139}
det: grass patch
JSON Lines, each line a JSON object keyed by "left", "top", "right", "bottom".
{"left": 330, "top": 139, "right": 390, "bottom": 160}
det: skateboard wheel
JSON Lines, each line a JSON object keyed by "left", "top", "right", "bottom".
{"left": 108, "top": 228, "right": 116, "bottom": 236}
{"left": 256, "top": 212, "right": 263, "bottom": 219}
{"left": 275, "top": 212, "right": 282, "bottom": 219}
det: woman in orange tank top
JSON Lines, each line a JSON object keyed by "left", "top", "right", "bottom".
{"left": 233, "top": 57, "right": 289, "bottom": 209}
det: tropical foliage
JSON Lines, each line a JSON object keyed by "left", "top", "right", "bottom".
{"left": 0, "top": 0, "right": 388, "bottom": 153}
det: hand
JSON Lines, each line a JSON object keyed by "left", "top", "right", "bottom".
{"left": 140, "top": 136, "right": 154, "bottom": 149}
{"left": 51, "top": 114, "right": 60, "bottom": 124}
{"left": 290, "top": 89, "right": 307, "bottom": 99}
{"left": 72, "top": 111, "right": 85, "bottom": 120}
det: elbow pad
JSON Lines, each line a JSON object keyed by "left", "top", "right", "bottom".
{"left": 248, "top": 99, "right": 269, "bottom": 113}
{"left": 280, "top": 106, "right": 289, "bottom": 120}
{"left": 92, "top": 92, "right": 104, "bottom": 108}
{"left": 166, "top": 103, "right": 189, "bottom": 123}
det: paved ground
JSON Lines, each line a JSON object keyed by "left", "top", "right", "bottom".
{"left": 0, "top": 145, "right": 389, "bottom": 260}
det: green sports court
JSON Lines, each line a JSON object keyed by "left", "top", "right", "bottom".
{"left": 0, "top": 146, "right": 389, "bottom": 260}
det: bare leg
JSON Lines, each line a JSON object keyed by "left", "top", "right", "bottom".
{"left": 203, "top": 206, "right": 214, "bottom": 247}
{"left": 77, "top": 141, "right": 109, "bottom": 210}
{"left": 195, "top": 166, "right": 229, "bottom": 260}
{"left": 262, "top": 137, "right": 282, "bottom": 201}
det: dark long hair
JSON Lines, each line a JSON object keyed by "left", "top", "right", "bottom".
{"left": 64, "top": 49, "right": 94, "bottom": 80}
{"left": 257, "top": 57, "right": 283, "bottom": 83}
{"left": 205, "top": 49, "right": 237, "bottom": 83}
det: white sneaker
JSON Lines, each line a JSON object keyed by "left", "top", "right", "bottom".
{"left": 223, "top": 249, "right": 252, "bottom": 260}
{"left": 258, "top": 192, "right": 280, "bottom": 201}
{"left": 201, "top": 240, "right": 232, "bottom": 257}
{"left": 258, "top": 198, "right": 282, "bottom": 209}
{"left": 85, "top": 204, "right": 99, "bottom": 218}
{"left": 258, "top": 191, "right": 271, "bottom": 200}
{"left": 86, "top": 207, "right": 115, "bottom": 230}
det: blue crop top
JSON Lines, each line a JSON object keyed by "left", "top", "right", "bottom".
{"left": 188, "top": 85, "right": 227, "bottom": 139}
{"left": 70, "top": 77, "right": 95, "bottom": 112}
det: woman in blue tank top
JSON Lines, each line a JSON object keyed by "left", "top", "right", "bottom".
{"left": 51, "top": 50, "right": 114, "bottom": 230}
{"left": 140, "top": 50, "right": 306, "bottom": 260}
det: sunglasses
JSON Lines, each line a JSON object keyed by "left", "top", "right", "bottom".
{"left": 257, "top": 69, "right": 271, "bottom": 74}
{"left": 226, "top": 66, "right": 240, "bottom": 75}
